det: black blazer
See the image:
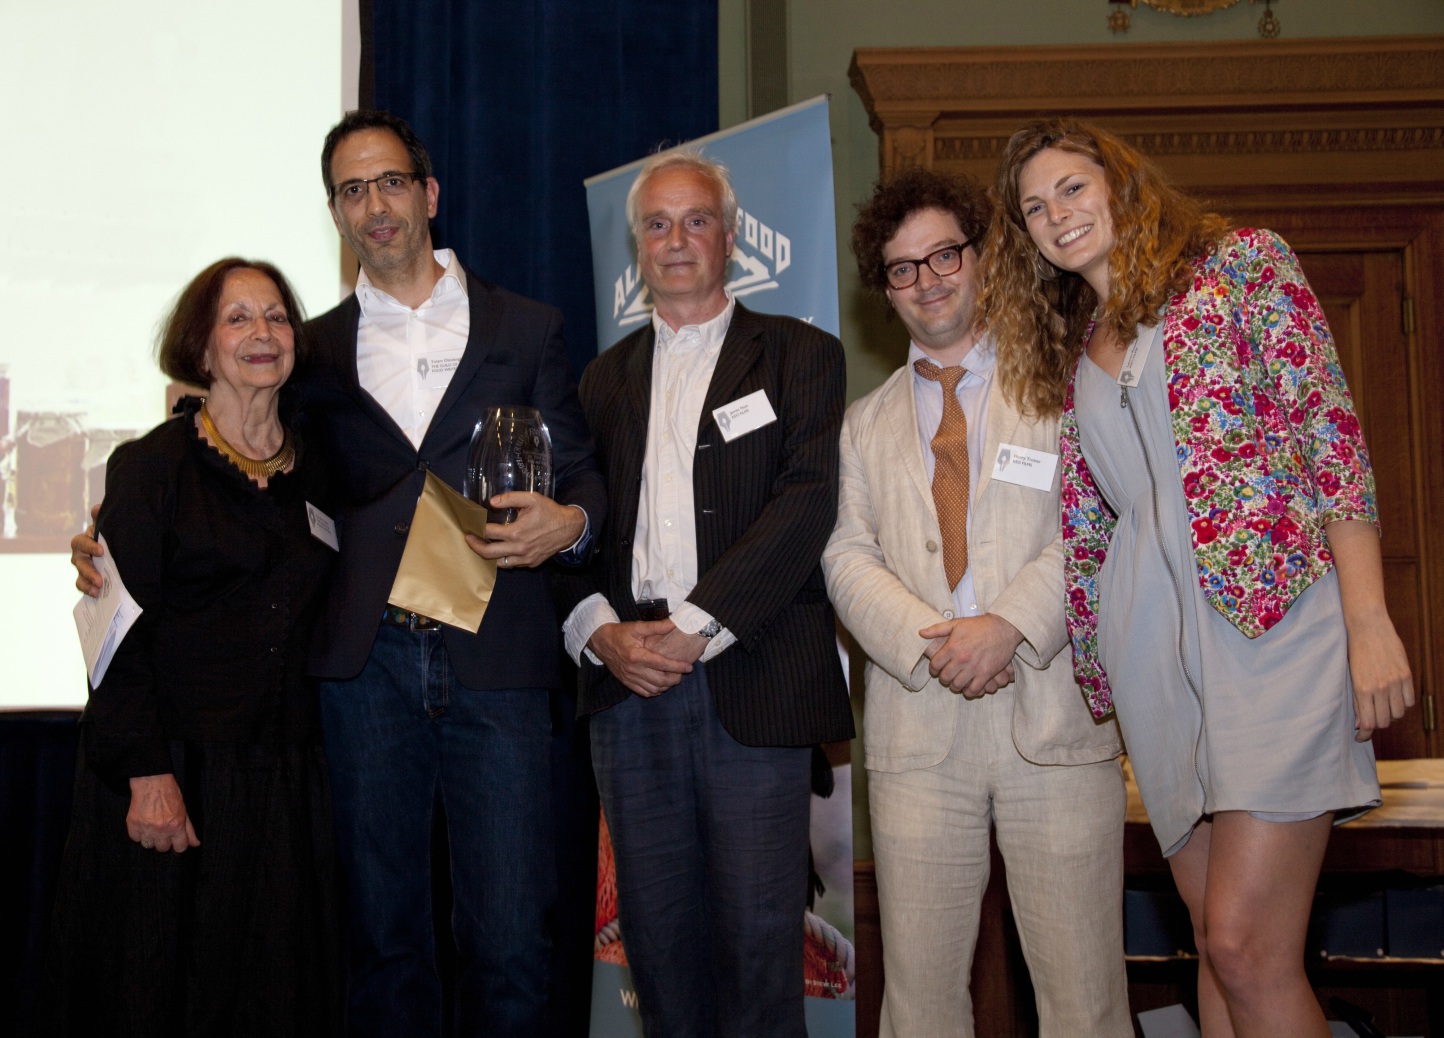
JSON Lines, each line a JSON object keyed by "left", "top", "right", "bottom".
{"left": 297, "top": 270, "right": 605, "bottom": 690}
{"left": 567, "top": 303, "right": 853, "bottom": 747}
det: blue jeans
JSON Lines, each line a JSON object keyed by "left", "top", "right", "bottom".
{"left": 591, "top": 664, "right": 811, "bottom": 1038}
{"left": 319, "top": 624, "right": 553, "bottom": 1038}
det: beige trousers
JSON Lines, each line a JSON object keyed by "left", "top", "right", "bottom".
{"left": 870, "top": 688, "right": 1131, "bottom": 1038}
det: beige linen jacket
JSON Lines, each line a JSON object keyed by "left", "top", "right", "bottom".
{"left": 823, "top": 348, "right": 1121, "bottom": 773}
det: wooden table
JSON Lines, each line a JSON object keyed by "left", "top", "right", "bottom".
{"left": 1124, "top": 757, "right": 1444, "bottom": 831}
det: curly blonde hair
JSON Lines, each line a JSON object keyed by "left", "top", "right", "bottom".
{"left": 979, "top": 118, "right": 1230, "bottom": 417}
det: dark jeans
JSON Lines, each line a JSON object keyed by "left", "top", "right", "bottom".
{"left": 590, "top": 664, "right": 811, "bottom": 1038}
{"left": 319, "top": 624, "right": 553, "bottom": 1038}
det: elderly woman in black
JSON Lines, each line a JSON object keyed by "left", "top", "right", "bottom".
{"left": 46, "top": 258, "right": 339, "bottom": 1037}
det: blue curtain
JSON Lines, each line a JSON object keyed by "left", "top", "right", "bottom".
{"left": 1, "top": 713, "right": 79, "bottom": 1035}
{"left": 368, "top": 6, "right": 717, "bottom": 1032}
{"left": 370, "top": 0, "right": 720, "bottom": 373}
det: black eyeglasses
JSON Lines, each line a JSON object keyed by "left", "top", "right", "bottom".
{"left": 331, "top": 171, "right": 426, "bottom": 207}
{"left": 884, "top": 242, "right": 970, "bottom": 290}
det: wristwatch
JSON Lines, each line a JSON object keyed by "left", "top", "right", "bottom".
{"left": 697, "top": 619, "right": 723, "bottom": 640}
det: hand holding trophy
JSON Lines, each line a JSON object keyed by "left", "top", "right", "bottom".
{"left": 464, "top": 406, "right": 553, "bottom": 522}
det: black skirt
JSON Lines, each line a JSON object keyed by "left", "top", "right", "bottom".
{"left": 43, "top": 734, "right": 342, "bottom": 1038}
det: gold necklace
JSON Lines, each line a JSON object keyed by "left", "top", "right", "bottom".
{"left": 199, "top": 399, "right": 295, "bottom": 480}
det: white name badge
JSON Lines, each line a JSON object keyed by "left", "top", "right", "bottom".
{"left": 416, "top": 348, "right": 463, "bottom": 390}
{"left": 712, "top": 389, "right": 777, "bottom": 442}
{"left": 306, "top": 502, "right": 340, "bottom": 551}
{"left": 992, "top": 443, "right": 1059, "bottom": 492}
{"left": 1117, "top": 322, "right": 1163, "bottom": 388}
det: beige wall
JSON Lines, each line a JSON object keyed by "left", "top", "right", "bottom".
{"left": 718, "top": 1, "right": 1444, "bottom": 860}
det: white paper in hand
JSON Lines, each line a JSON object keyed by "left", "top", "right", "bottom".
{"left": 73, "top": 534, "right": 143, "bottom": 687}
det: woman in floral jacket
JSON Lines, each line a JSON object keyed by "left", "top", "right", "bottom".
{"left": 978, "top": 118, "right": 1413, "bottom": 1038}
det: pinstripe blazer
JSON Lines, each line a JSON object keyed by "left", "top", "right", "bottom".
{"left": 567, "top": 303, "right": 853, "bottom": 747}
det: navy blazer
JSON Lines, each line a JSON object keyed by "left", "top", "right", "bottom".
{"left": 297, "top": 270, "right": 605, "bottom": 691}
{"left": 566, "top": 303, "right": 853, "bottom": 747}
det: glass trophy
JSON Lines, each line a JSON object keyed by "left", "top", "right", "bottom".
{"left": 464, "top": 405, "right": 553, "bottom": 524}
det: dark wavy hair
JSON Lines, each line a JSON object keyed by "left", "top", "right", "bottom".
{"left": 320, "top": 109, "right": 434, "bottom": 200}
{"left": 157, "top": 258, "right": 306, "bottom": 387}
{"left": 851, "top": 167, "right": 992, "bottom": 297}
{"left": 978, "top": 118, "right": 1231, "bottom": 417}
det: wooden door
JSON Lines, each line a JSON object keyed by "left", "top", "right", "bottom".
{"left": 1296, "top": 247, "right": 1431, "bottom": 763}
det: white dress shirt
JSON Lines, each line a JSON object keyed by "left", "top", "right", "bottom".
{"left": 564, "top": 297, "right": 738, "bottom": 665}
{"left": 908, "top": 337, "right": 995, "bottom": 622}
{"left": 356, "top": 248, "right": 469, "bottom": 448}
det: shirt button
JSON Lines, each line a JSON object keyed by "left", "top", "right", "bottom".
{"left": 926, "top": 540, "right": 938, "bottom": 552}
{"left": 664, "top": 520, "right": 672, "bottom": 528}
{"left": 943, "top": 610, "right": 955, "bottom": 620}
{"left": 394, "top": 521, "right": 410, "bottom": 535}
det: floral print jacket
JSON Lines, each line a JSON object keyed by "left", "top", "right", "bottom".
{"left": 1061, "top": 228, "right": 1378, "bottom": 719}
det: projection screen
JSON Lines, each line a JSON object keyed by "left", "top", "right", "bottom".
{"left": 1, "top": 1, "right": 350, "bottom": 709}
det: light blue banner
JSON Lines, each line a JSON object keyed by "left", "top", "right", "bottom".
{"left": 584, "top": 95, "right": 840, "bottom": 350}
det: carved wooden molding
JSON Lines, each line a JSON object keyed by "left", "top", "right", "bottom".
{"left": 851, "top": 37, "right": 1443, "bottom": 113}
{"left": 850, "top": 36, "right": 1444, "bottom": 202}
{"left": 936, "top": 127, "right": 1444, "bottom": 164}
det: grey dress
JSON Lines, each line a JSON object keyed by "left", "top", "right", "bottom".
{"left": 1074, "top": 325, "right": 1379, "bottom": 856}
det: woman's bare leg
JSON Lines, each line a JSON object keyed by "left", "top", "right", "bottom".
{"left": 1168, "top": 812, "right": 1332, "bottom": 1038}
{"left": 1167, "top": 820, "right": 1232, "bottom": 1038}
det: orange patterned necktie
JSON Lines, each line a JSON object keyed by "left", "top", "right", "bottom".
{"left": 913, "top": 358, "right": 969, "bottom": 590}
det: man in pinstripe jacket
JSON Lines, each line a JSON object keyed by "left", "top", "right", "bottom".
{"left": 561, "top": 149, "right": 853, "bottom": 1037}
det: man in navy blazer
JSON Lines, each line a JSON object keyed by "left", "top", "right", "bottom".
{"left": 560, "top": 150, "right": 852, "bottom": 1037}
{"left": 297, "top": 113, "right": 604, "bottom": 1038}
{"left": 72, "top": 110, "right": 603, "bottom": 1037}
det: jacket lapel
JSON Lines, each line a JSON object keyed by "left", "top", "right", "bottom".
{"left": 427, "top": 272, "right": 502, "bottom": 439}
{"left": 606, "top": 327, "right": 656, "bottom": 579}
{"left": 698, "top": 303, "right": 765, "bottom": 438}
{"left": 878, "top": 368, "right": 935, "bottom": 516}
{"left": 625, "top": 325, "right": 656, "bottom": 435}
{"left": 330, "top": 294, "right": 414, "bottom": 451}
{"left": 974, "top": 372, "right": 1020, "bottom": 510}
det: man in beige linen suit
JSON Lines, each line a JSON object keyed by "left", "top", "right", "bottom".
{"left": 823, "top": 169, "right": 1130, "bottom": 1036}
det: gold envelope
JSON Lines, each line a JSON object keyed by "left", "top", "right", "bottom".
{"left": 387, "top": 471, "right": 497, "bottom": 633}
